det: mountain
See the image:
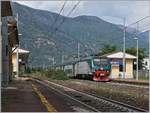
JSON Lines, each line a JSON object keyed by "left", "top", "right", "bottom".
{"left": 11, "top": 2, "right": 149, "bottom": 67}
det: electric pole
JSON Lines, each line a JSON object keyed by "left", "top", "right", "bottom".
{"left": 149, "top": 1, "right": 150, "bottom": 81}
{"left": 16, "top": 13, "right": 19, "bottom": 79}
{"left": 77, "top": 43, "right": 80, "bottom": 73}
{"left": 78, "top": 42, "right": 80, "bottom": 60}
{"left": 123, "top": 17, "right": 126, "bottom": 79}
{"left": 135, "top": 23, "right": 139, "bottom": 80}
{"left": 62, "top": 55, "right": 64, "bottom": 64}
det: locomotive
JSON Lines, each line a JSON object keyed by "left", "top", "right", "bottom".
{"left": 58, "top": 57, "right": 111, "bottom": 82}
{"left": 75, "top": 58, "right": 111, "bottom": 82}
{"left": 92, "top": 59, "right": 111, "bottom": 81}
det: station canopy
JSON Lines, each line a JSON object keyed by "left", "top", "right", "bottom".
{"left": 12, "top": 48, "right": 30, "bottom": 54}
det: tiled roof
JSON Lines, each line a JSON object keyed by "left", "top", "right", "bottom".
{"left": 105, "top": 51, "right": 136, "bottom": 59}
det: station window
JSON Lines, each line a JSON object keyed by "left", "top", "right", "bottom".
{"left": 145, "top": 61, "right": 147, "bottom": 65}
{"left": 119, "top": 64, "right": 126, "bottom": 72}
{"left": 119, "top": 64, "right": 123, "bottom": 71}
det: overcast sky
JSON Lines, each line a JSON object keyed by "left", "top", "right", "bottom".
{"left": 15, "top": 0, "right": 150, "bottom": 25}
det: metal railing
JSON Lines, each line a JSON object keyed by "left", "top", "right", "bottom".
{"left": 133, "top": 70, "right": 149, "bottom": 80}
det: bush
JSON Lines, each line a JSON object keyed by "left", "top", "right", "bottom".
{"left": 26, "top": 67, "right": 69, "bottom": 80}
{"left": 25, "top": 67, "right": 32, "bottom": 74}
{"left": 43, "top": 69, "right": 69, "bottom": 80}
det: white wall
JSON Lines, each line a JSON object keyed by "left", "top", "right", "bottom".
{"left": 75, "top": 61, "right": 91, "bottom": 75}
{"left": 143, "top": 58, "right": 150, "bottom": 70}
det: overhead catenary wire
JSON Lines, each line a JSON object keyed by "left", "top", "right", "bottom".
{"left": 126, "top": 16, "right": 150, "bottom": 28}
{"left": 50, "top": 1, "right": 80, "bottom": 38}
{"left": 56, "top": 1, "right": 80, "bottom": 29}
{"left": 50, "top": 0, "right": 68, "bottom": 35}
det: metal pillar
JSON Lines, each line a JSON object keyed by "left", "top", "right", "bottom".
{"left": 16, "top": 44, "right": 19, "bottom": 78}
{"left": 16, "top": 13, "right": 19, "bottom": 78}
{"left": 123, "top": 18, "right": 126, "bottom": 79}
{"left": 73, "top": 64, "right": 75, "bottom": 76}
{"left": 52, "top": 57, "right": 55, "bottom": 66}
{"left": 62, "top": 54, "right": 64, "bottom": 64}
{"left": 77, "top": 43, "right": 80, "bottom": 74}
{"left": 136, "top": 38, "right": 139, "bottom": 80}
{"left": 135, "top": 23, "right": 139, "bottom": 81}
{"left": 78, "top": 43, "right": 80, "bottom": 59}
{"left": 149, "top": 30, "right": 150, "bottom": 81}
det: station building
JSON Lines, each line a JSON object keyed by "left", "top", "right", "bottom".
{"left": 1, "top": 1, "right": 19, "bottom": 86}
{"left": 102, "top": 51, "right": 136, "bottom": 79}
{"left": 12, "top": 48, "right": 30, "bottom": 76}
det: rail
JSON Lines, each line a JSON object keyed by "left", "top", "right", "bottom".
{"left": 32, "top": 77, "right": 148, "bottom": 112}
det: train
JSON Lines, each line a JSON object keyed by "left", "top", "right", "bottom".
{"left": 74, "top": 57, "right": 111, "bottom": 81}
{"left": 55, "top": 56, "right": 111, "bottom": 82}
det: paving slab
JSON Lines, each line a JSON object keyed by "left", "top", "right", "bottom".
{"left": 1, "top": 79, "right": 47, "bottom": 112}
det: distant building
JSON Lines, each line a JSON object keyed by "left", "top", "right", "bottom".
{"left": 12, "top": 48, "right": 30, "bottom": 76}
{"left": 143, "top": 57, "right": 150, "bottom": 70}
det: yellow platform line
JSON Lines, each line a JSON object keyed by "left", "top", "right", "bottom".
{"left": 32, "top": 83, "right": 57, "bottom": 112}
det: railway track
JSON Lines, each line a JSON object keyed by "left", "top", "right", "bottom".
{"left": 107, "top": 82, "right": 149, "bottom": 89}
{"left": 32, "top": 78, "right": 148, "bottom": 112}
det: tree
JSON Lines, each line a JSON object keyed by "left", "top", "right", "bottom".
{"left": 99, "top": 44, "right": 117, "bottom": 55}
{"left": 126, "top": 48, "right": 145, "bottom": 70}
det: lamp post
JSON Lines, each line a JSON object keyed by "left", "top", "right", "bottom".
{"left": 123, "top": 17, "right": 126, "bottom": 79}
{"left": 134, "top": 37, "right": 138, "bottom": 80}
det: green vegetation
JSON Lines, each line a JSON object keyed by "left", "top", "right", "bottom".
{"left": 25, "top": 67, "right": 69, "bottom": 80}
{"left": 43, "top": 69, "right": 69, "bottom": 80}
{"left": 126, "top": 47, "right": 145, "bottom": 70}
{"left": 99, "top": 44, "right": 117, "bottom": 55}
{"left": 133, "top": 70, "right": 149, "bottom": 80}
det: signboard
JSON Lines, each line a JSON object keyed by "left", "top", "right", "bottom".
{"left": 110, "top": 61, "right": 123, "bottom": 65}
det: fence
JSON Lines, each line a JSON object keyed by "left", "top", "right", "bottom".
{"left": 133, "top": 70, "right": 149, "bottom": 80}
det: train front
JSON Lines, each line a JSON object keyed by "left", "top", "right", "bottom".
{"left": 92, "top": 58, "right": 111, "bottom": 82}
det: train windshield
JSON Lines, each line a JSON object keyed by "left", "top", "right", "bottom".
{"left": 93, "top": 59, "right": 100, "bottom": 66}
{"left": 93, "top": 58, "right": 109, "bottom": 70}
{"left": 93, "top": 59, "right": 108, "bottom": 65}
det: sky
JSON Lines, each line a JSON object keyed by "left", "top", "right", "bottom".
{"left": 14, "top": 0, "right": 150, "bottom": 26}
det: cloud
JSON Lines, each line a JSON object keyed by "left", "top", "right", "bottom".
{"left": 14, "top": 1, "right": 150, "bottom": 25}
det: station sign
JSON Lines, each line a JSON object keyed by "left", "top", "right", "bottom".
{"left": 110, "top": 61, "right": 123, "bottom": 65}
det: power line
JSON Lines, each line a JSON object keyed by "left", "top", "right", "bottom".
{"left": 56, "top": 1, "right": 80, "bottom": 29}
{"left": 50, "top": 0, "right": 68, "bottom": 35}
{"left": 127, "top": 16, "right": 150, "bottom": 28}
{"left": 51, "top": 1, "right": 80, "bottom": 38}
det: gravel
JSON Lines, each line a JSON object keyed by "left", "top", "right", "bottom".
{"left": 48, "top": 79, "right": 149, "bottom": 110}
